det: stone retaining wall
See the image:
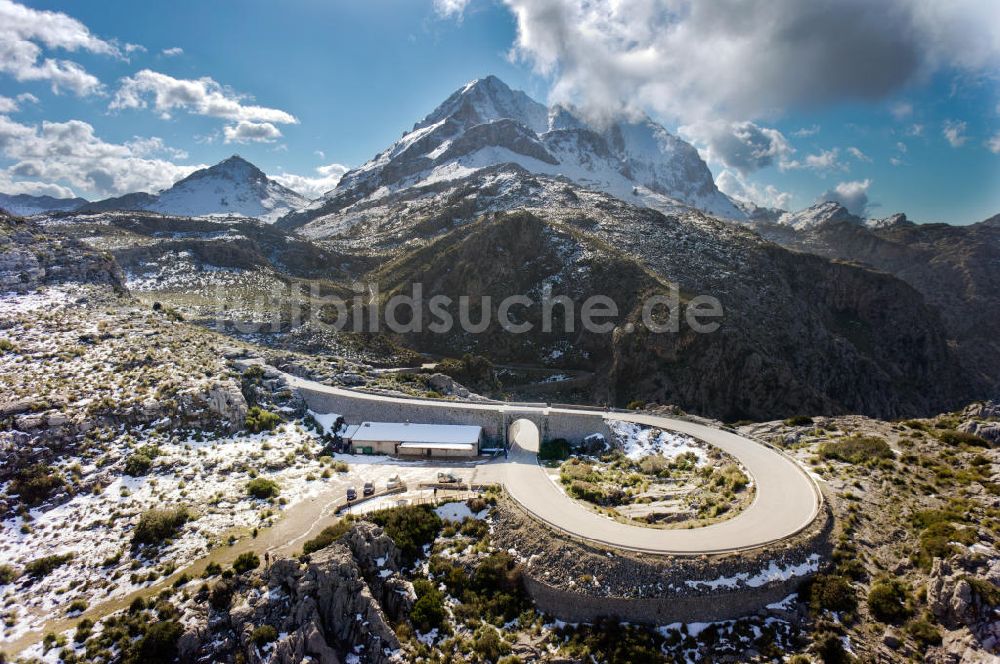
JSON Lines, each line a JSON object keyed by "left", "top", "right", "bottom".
{"left": 523, "top": 574, "right": 803, "bottom": 624}
{"left": 492, "top": 496, "right": 833, "bottom": 625}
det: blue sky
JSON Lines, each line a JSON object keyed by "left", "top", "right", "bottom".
{"left": 0, "top": 0, "right": 997, "bottom": 223}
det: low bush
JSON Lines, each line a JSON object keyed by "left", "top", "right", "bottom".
{"left": 783, "top": 415, "right": 814, "bottom": 426}
{"left": 132, "top": 507, "right": 189, "bottom": 547}
{"left": 818, "top": 436, "right": 892, "bottom": 464}
{"left": 245, "top": 406, "right": 282, "bottom": 433}
{"left": 367, "top": 505, "right": 442, "bottom": 565}
{"left": 130, "top": 620, "right": 183, "bottom": 664}
{"left": 906, "top": 616, "right": 942, "bottom": 648}
{"left": 302, "top": 519, "right": 353, "bottom": 554}
{"left": 935, "top": 429, "right": 989, "bottom": 447}
{"left": 251, "top": 624, "right": 278, "bottom": 646}
{"left": 0, "top": 564, "right": 18, "bottom": 585}
{"left": 805, "top": 573, "right": 856, "bottom": 615}
{"left": 410, "top": 578, "right": 446, "bottom": 632}
{"left": 24, "top": 553, "right": 73, "bottom": 580}
{"left": 124, "top": 453, "right": 154, "bottom": 476}
{"left": 868, "top": 579, "right": 913, "bottom": 623}
{"left": 247, "top": 478, "right": 280, "bottom": 499}
{"left": 10, "top": 464, "right": 65, "bottom": 507}
{"left": 232, "top": 552, "right": 260, "bottom": 574}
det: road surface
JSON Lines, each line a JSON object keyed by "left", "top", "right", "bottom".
{"left": 280, "top": 369, "right": 821, "bottom": 555}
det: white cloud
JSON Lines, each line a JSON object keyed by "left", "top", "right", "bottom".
{"left": 819, "top": 178, "right": 872, "bottom": 215}
{"left": 716, "top": 169, "right": 791, "bottom": 210}
{"left": 896, "top": 141, "right": 908, "bottom": 154}
{"left": 0, "top": 0, "right": 123, "bottom": 96}
{"left": 890, "top": 101, "right": 913, "bottom": 120}
{"left": 110, "top": 70, "right": 298, "bottom": 142}
{"left": 847, "top": 146, "right": 871, "bottom": 162}
{"left": 889, "top": 156, "right": 906, "bottom": 166}
{"left": 905, "top": 123, "right": 924, "bottom": 137}
{"left": 792, "top": 125, "right": 821, "bottom": 138}
{"left": 679, "top": 121, "right": 795, "bottom": 175}
{"left": 987, "top": 132, "right": 1000, "bottom": 154}
{"left": 271, "top": 163, "right": 350, "bottom": 199}
{"left": 942, "top": 119, "right": 968, "bottom": 147}
{"left": 434, "top": 0, "right": 471, "bottom": 18}
{"left": 502, "top": 0, "right": 1000, "bottom": 124}
{"left": 223, "top": 121, "right": 282, "bottom": 144}
{"left": 0, "top": 97, "right": 18, "bottom": 113}
{"left": 161, "top": 47, "right": 184, "bottom": 57}
{"left": 0, "top": 114, "right": 200, "bottom": 197}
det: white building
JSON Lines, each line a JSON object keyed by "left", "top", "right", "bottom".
{"left": 342, "top": 421, "right": 483, "bottom": 458}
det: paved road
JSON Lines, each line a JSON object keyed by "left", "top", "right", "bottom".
{"left": 278, "top": 369, "right": 821, "bottom": 555}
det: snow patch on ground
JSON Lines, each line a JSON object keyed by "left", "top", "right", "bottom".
{"left": 607, "top": 419, "right": 707, "bottom": 463}
{"left": 685, "top": 554, "right": 821, "bottom": 590}
{"left": 434, "top": 501, "right": 488, "bottom": 523}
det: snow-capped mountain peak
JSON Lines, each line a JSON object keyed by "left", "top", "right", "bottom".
{"left": 84, "top": 155, "right": 310, "bottom": 223}
{"left": 777, "top": 201, "right": 862, "bottom": 231}
{"left": 298, "top": 75, "right": 743, "bottom": 225}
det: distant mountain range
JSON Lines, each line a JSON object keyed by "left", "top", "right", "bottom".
{"left": 0, "top": 192, "right": 89, "bottom": 216}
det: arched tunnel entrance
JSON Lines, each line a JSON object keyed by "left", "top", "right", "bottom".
{"left": 507, "top": 418, "right": 541, "bottom": 454}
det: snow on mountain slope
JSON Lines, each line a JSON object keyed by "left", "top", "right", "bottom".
{"left": 84, "top": 156, "right": 310, "bottom": 223}
{"left": 776, "top": 201, "right": 862, "bottom": 231}
{"left": 284, "top": 75, "right": 743, "bottom": 229}
{"left": 0, "top": 193, "right": 88, "bottom": 216}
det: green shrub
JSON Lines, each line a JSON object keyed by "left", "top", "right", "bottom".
{"left": 24, "top": 553, "right": 73, "bottom": 580}
{"left": 132, "top": 507, "right": 189, "bottom": 547}
{"left": 538, "top": 438, "right": 571, "bottom": 462}
{"left": 245, "top": 406, "right": 281, "bottom": 433}
{"left": 0, "top": 564, "right": 18, "bottom": 585}
{"left": 251, "top": 624, "right": 278, "bottom": 646}
{"left": 247, "top": 478, "right": 280, "bottom": 499}
{"left": 916, "top": 521, "right": 975, "bottom": 570}
{"left": 410, "top": 578, "right": 446, "bottom": 632}
{"left": 868, "top": 579, "right": 913, "bottom": 623}
{"left": 806, "top": 574, "right": 856, "bottom": 614}
{"left": 10, "top": 464, "right": 65, "bottom": 507}
{"left": 784, "top": 415, "right": 814, "bottom": 426}
{"left": 626, "top": 400, "right": 646, "bottom": 410}
{"left": 124, "top": 453, "right": 154, "bottom": 476}
{"left": 935, "top": 429, "right": 989, "bottom": 447}
{"left": 906, "top": 617, "right": 942, "bottom": 648}
{"left": 130, "top": 620, "right": 183, "bottom": 664}
{"left": 818, "top": 436, "right": 892, "bottom": 464}
{"left": 367, "top": 505, "right": 442, "bottom": 565}
{"left": 813, "top": 630, "right": 851, "bottom": 664}
{"left": 202, "top": 562, "right": 222, "bottom": 578}
{"left": 232, "top": 552, "right": 260, "bottom": 574}
{"left": 302, "top": 520, "right": 353, "bottom": 554}
{"left": 209, "top": 580, "right": 234, "bottom": 610}
{"left": 471, "top": 625, "right": 510, "bottom": 661}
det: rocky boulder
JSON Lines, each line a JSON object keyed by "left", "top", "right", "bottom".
{"left": 927, "top": 558, "right": 1000, "bottom": 658}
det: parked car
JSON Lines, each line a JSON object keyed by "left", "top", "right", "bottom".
{"left": 437, "top": 472, "right": 459, "bottom": 484}
{"left": 386, "top": 475, "right": 402, "bottom": 490}
{"left": 363, "top": 481, "right": 375, "bottom": 496}
{"left": 346, "top": 487, "right": 357, "bottom": 501}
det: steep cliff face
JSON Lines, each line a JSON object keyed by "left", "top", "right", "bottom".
{"left": 754, "top": 212, "right": 1000, "bottom": 396}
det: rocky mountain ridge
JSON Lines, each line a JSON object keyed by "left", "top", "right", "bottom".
{"left": 81, "top": 156, "right": 310, "bottom": 223}
{"left": 278, "top": 75, "right": 742, "bottom": 232}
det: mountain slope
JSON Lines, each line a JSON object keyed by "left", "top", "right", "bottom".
{"left": 753, "top": 210, "right": 1000, "bottom": 395}
{"left": 0, "top": 193, "right": 88, "bottom": 216}
{"left": 279, "top": 75, "right": 741, "bottom": 231}
{"left": 83, "top": 156, "right": 309, "bottom": 222}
